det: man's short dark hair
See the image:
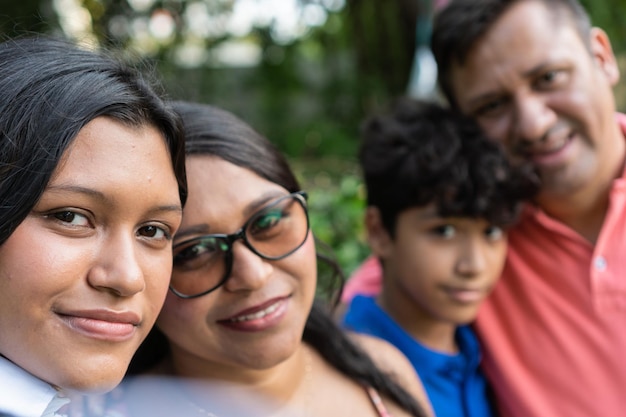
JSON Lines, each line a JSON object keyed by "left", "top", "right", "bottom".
{"left": 431, "top": 0, "right": 592, "bottom": 107}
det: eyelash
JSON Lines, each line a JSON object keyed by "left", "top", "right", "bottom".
{"left": 49, "top": 209, "right": 91, "bottom": 227}
{"left": 137, "top": 224, "right": 172, "bottom": 241}
{"left": 46, "top": 209, "right": 172, "bottom": 242}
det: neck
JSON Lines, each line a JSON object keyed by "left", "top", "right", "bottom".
{"left": 537, "top": 164, "right": 624, "bottom": 244}
{"left": 536, "top": 120, "right": 626, "bottom": 243}
{"left": 377, "top": 290, "right": 458, "bottom": 354}
{"left": 163, "top": 343, "right": 312, "bottom": 409}
{"left": 537, "top": 189, "right": 608, "bottom": 244}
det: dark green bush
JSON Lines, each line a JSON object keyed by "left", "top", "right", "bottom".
{"left": 292, "top": 157, "right": 370, "bottom": 287}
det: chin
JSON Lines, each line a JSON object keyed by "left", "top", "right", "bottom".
{"left": 237, "top": 338, "right": 301, "bottom": 370}
{"left": 61, "top": 372, "right": 125, "bottom": 395}
{"left": 55, "top": 357, "right": 129, "bottom": 394}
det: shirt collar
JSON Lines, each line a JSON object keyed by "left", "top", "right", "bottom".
{"left": 0, "top": 356, "right": 63, "bottom": 417}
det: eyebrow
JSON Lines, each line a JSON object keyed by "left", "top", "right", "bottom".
{"left": 522, "top": 62, "right": 551, "bottom": 78}
{"left": 243, "top": 191, "right": 288, "bottom": 216}
{"left": 466, "top": 62, "right": 553, "bottom": 109}
{"left": 174, "top": 190, "right": 289, "bottom": 240}
{"left": 416, "top": 211, "right": 444, "bottom": 221}
{"left": 45, "top": 184, "right": 182, "bottom": 214}
{"left": 175, "top": 224, "right": 211, "bottom": 240}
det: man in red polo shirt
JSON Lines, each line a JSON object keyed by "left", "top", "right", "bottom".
{"left": 342, "top": 1, "right": 626, "bottom": 416}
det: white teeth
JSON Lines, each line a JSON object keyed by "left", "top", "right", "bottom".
{"left": 229, "top": 301, "right": 281, "bottom": 322}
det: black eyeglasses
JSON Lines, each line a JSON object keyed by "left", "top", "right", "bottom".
{"left": 170, "top": 191, "right": 309, "bottom": 298}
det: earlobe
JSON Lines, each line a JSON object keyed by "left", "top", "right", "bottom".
{"left": 364, "top": 206, "right": 393, "bottom": 258}
{"left": 590, "top": 27, "right": 620, "bottom": 85}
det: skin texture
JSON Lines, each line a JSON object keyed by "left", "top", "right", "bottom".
{"left": 155, "top": 156, "right": 432, "bottom": 417}
{"left": 0, "top": 117, "right": 183, "bottom": 393}
{"left": 449, "top": 0, "right": 623, "bottom": 242}
{"left": 159, "top": 155, "right": 318, "bottom": 381}
{"left": 368, "top": 205, "right": 506, "bottom": 353}
{"left": 351, "top": 333, "right": 435, "bottom": 417}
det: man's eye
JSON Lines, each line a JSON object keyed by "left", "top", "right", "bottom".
{"left": 474, "top": 98, "right": 507, "bottom": 118}
{"left": 535, "top": 69, "right": 568, "bottom": 89}
{"left": 542, "top": 71, "right": 557, "bottom": 82}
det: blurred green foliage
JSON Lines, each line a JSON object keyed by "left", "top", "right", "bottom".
{"left": 3, "top": 0, "right": 626, "bottom": 282}
{"left": 292, "top": 157, "right": 368, "bottom": 278}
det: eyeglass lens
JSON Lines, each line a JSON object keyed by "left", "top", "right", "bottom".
{"left": 170, "top": 192, "right": 308, "bottom": 298}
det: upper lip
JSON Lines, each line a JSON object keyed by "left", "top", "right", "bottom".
{"left": 57, "top": 309, "right": 141, "bottom": 325}
{"left": 517, "top": 126, "right": 573, "bottom": 157}
{"left": 219, "top": 295, "right": 289, "bottom": 322}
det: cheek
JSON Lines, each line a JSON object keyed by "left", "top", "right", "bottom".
{"left": 289, "top": 232, "right": 317, "bottom": 285}
{"left": 141, "top": 253, "right": 175, "bottom": 315}
{"left": 158, "top": 293, "right": 200, "bottom": 328}
{"left": 0, "top": 232, "right": 86, "bottom": 299}
{"left": 477, "top": 118, "right": 511, "bottom": 147}
{"left": 301, "top": 236, "right": 318, "bottom": 290}
{"left": 485, "top": 242, "right": 508, "bottom": 280}
{"left": 393, "top": 236, "right": 440, "bottom": 271}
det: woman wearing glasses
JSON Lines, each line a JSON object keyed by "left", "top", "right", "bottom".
{"left": 116, "top": 101, "right": 432, "bottom": 417}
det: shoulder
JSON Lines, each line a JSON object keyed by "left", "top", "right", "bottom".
{"left": 348, "top": 332, "right": 416, "bottom": 378}
{"left": 348, "top": 332, "right": 434, "bottom": 416}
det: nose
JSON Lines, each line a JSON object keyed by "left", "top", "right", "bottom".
{"left": 511, "top": 93, "right": 556, "bottom": 146}
{"left": 455, "top": 236, "right": 487, "bottom": 278}
{"left": 87, "top": 231, "right": 146, "bottom": 297}
{"left": 222, "top": 240, "right": 273, "bottom": 292}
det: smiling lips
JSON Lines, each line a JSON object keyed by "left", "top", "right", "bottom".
{"left": 218, "top": 296, "right": 289, "bottom": 332}
{"left": 59, "top": 309, "right": 140, "bottom": 342}
{"left": 519, "top": 129, "right": 575, "bottom": 166}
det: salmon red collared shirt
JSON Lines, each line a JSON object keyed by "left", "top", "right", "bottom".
{"left": 477, "top": 114, "right": 626, "bottom": 417}
{"left": 341, "top": 114, "right": 626, "bottom": 417}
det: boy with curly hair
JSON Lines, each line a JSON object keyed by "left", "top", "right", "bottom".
{"left": 341, "top": 99, "right": 538, "bottom": 417}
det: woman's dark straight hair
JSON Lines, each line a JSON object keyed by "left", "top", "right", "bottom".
{"left": 0, "top": 35, "right": 187, "bottom": 246}
{"left": 129, "top": 101, "right": 428, "bottom": 417}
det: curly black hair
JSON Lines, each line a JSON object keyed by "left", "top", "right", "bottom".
{"left": 360, "top": 98, "right": 539, "bottom": 236}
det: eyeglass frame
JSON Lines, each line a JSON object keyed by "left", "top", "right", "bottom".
{"left": 170, "top": 191, "right": 309, "bottom": 299}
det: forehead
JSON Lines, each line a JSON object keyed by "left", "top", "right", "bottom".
{"left": 449, "top": 0, "right": 588, "bottom": 104}
{"left": 55, "top": 117, "right": 172, "bottom": 185}
{"left": 185, "top": 155, "right": 279, "bottom": 196}
{"left": 182, "top": 156, "right": 286, "bottom": 222}
{"left": 397, "top": 203, "right": 494, "bottom": 229}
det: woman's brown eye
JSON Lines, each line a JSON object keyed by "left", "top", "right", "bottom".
{"left": 54, "top": 211, "right": 75, "bottom": 222}
{"left": 51, "top": 210, "right": 89, "bottom": 226}
{"left": 138, "top": 225, "right": 169, "bottom": 239}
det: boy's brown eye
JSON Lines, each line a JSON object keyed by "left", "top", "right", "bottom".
{"left": 485, "top": 226, "right": 503, "bottom": 240}
{"left": 433, "top": 225, "right": 455, "bottom": 238}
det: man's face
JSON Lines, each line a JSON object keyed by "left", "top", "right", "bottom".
{"left": 449, "top": 0, "right": 621, "bottom": 203}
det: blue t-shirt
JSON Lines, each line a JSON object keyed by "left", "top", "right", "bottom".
{"left": 342, "top": 295, "right": 494, "bottom": 417}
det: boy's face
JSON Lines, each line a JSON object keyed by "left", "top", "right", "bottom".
{"left": 449, "top": 0, "right": 621, "bottom": 204}
{"left": 373, "top": 204, "right": 506, "bottom": 331}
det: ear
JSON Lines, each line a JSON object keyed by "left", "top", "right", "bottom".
{"left": 364, "top": 206, "right": 394, "bottom": 259}
{"left": 590, "top": 27, "right": 620, "bottom": 86}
